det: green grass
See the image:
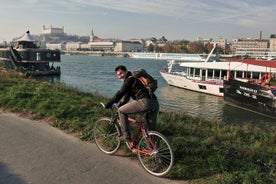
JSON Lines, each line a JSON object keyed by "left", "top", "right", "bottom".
{"left": 0, "top": 71, "right": 275, "bottom": 183}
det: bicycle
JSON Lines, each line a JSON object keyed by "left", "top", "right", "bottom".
{"left": 93, "top": 103, "right": 174, "bottom": 177}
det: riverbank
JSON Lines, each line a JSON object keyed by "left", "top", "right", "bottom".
{"left": 0, "top": 72, "right": 275, "bottom": 183}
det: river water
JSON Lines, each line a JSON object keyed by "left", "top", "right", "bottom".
{"left": 44, "top": 55, "right": 275, "bottom": 126}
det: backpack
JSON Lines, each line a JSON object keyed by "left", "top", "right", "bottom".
{"left": 132, "top": 69, "right": 158, "bottom": 94}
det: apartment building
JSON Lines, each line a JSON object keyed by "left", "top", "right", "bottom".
{"left": 216, "top": 38, "right": 227, "bottom": 51}
{"left": 231, "top": 38, "right": 269, "bottom": 58}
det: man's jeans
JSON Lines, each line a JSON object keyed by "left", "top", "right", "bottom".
{"left": 118, "top": 98, "right": 159, "bottom": 139}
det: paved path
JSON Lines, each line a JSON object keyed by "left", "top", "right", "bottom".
{"left": 0, "top": 112, "right": 177, "bottom": 184}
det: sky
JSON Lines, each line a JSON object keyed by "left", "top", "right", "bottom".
{"left": 0, "top": 0, "right": 276, "bottom": 42}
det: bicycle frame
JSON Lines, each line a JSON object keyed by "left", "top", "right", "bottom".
{"left": 123, "top": 117, "right": 158, "bottom": 156}
{"left": 95, "top": 103, "right": 174, "bottom": 176}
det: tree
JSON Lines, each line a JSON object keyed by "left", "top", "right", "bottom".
{"left": 147, "top": 44, "right": 154, "bottom": 52}
{"left": 162, "top": 43, "right": 175, "bottom": 53}
{"left": 205, "top": 43, "right": 214, "bottom": 53}
{"left": 187, "top": 42, "right": 205, "bottom": 53}
{"left": 177, "top": 40, "right": 189, "bottom": 53}
{"left": 154, "top": 45, "right": 163, "bottom": 52}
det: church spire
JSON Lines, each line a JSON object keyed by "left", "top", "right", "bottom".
{"left": 90, "top": 29, "right": 94, "bottom": 42}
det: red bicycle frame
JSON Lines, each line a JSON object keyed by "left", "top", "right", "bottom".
{"left": 123, "top": 117, "right": 158, "bottom": 155}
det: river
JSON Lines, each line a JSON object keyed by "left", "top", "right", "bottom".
{"left": 42, "top": 55, "right": 275, "bottom": 126}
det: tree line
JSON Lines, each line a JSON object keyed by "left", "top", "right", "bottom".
{"left": 147, "top": 40, "right": 231, "bottom": 54}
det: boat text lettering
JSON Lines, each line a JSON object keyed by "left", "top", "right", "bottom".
{"left": 239, "top": 86, "right": 258, "bottom": 94}
{"left": 236, "top": 89, "right": 258, "bottom": 99}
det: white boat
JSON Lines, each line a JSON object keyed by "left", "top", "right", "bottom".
{"left": 129, "top": 52, "right": 207, "bottom": 61}
{"left": 160, "top": 58, "right": 276, "bottom": 97}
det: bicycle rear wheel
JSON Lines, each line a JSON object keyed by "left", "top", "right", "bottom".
{"left": 93, "top": 117, "right": 121, "bottom": 154}
{"left": 137, "top": 131, "right": 174, "bottom": 177}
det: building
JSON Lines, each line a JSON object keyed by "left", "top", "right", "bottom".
{"left": 0, "top": 40, "right": 7, "bottom": 48}
{"left": 66, "top": 42, "right": 80, "bottom": 51}
{"left": 88, "top": 29, "right": 114, "bottom": 51}
{"left": 144, "top": 37, "right": 157, "bottom": 47}
{"left": 43, "top": 25, "right": 64, "bottom": 35}
{"left": 88, "top": 41, "right": 114, "bottom": 51}
{"left": 46, "top": 43, "right": 65, "bottom": 50}
{"left": 269, "top": 34, "right": 276, "bottom": 52}
{"left": 197, "top": 37, "right": 213, "bottom": 45}
{"left": 231, "top": 38, "right": 269, "bottom": 58}
{"left": 114, "top": 40, "right": 143, "bottom": 52}
{"left": 216, "top": 38, "right": 227, "bottom": 51}
{"left": 65, "top": 42, "right": 90, "bottom": 51}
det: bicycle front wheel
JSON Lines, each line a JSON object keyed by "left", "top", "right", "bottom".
{"left": 93, "top": 117, "right": 121, "bottom": 154}
{"left": 137, "top": 131, "right": 174, "bottom": 177}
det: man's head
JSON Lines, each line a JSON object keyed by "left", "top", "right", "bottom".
{"left": 115, "top": 65, "right": 128, "bottom": 81}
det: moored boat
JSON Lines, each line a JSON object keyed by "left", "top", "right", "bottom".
{"left": 224, "top": 70, "right": 276, "bottom": 118}
{"left": 0, "top": 31, "right": 61, "bottom": 76}
{"left": 160, "top": 48, "right": 276, "bottom": 97}
{"left": 129, "top": 52, "right": 207, "bottom": 61}
{"left": 160, "top": 60, "right": 225, "bottom": 96}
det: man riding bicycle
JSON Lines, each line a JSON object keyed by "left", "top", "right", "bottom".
{"left": 105, "top": 65, "right": 159, "bottom": 143}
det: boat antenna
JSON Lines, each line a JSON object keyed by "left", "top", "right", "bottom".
{"left": 204, "top": 43, "right": 216, "bottom": 63}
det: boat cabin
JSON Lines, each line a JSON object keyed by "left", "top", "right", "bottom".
{"left": 179, "top": 60, "right": 275, "bottom": 83}
{"left": 0, "top": 31, "right": 61, "bottom": 76}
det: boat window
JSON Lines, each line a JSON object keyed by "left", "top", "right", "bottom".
{"left": 260, "top": 72, "right": 265, "bottom": 78}
{"left": 195, "top": 68, "right": 200, "bottom": 77}
{"left": 214, "top": 70, "right": 220, "bottom": 78}
{"left": 207, "top": 69, "right": 213, "bottom": 78}
{"left": 190, "top": 68, "right": 195, "bottom": 76}
{"left": 198, "top": 85, "right": 207, "bottom": 90}
{"left": 236, "top": 71, "right": 243, "bottom": 78}
{"left": 221, "top": 70, "right": 227, "bottom": 78}
{"left": 252, "top": 72, "right": 260, "bottom": 79}
{"left": 219, "top": 87, "right": 224, "bottom": 93}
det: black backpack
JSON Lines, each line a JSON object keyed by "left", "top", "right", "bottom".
{"left": 132, "top": 69, "right": 158, "bottom": 94}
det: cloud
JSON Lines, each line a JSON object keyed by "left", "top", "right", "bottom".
{"left": 1, "top": 0, "right": 276, "bottom": 41}
{"left": 51, "top": 0, "right": 276, "bottom": 26}
{"left": 5, "top": 0, "right": 276, "bottom": 25}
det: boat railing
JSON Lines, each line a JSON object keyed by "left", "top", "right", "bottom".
{"left": 161, "top": 69, "right": 187, "bottom": 76}
{"left": 171, "top": 71, "right": 186, "bottom": 76}
{"left": 186, "top": 75, "right": 224, "bottom": 83}
{"left": 187, "top": 76, "right": 201, "bottom": 81}
{"left": 206, "top": 77, "right": 224, "bottom": 83}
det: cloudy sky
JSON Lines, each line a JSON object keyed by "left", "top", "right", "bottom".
{"left": 0, "top": 0, "right": 275, "bottom": 42}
